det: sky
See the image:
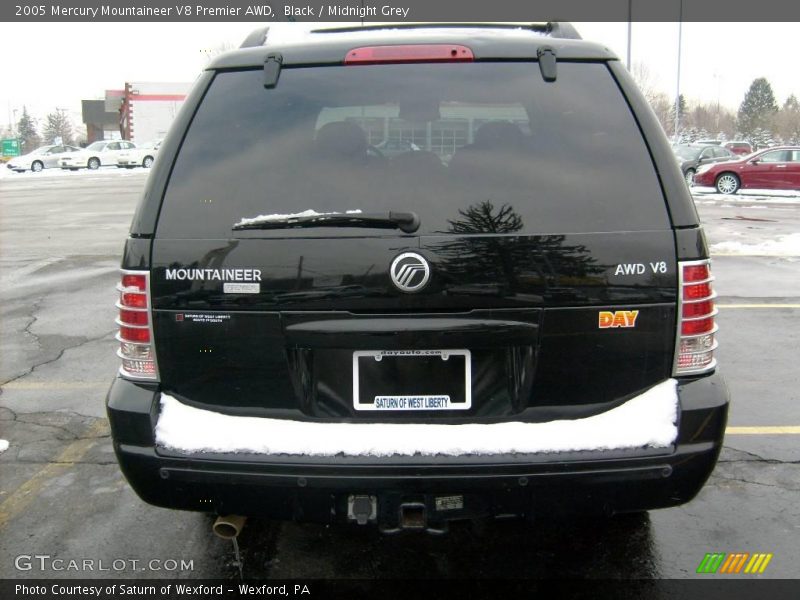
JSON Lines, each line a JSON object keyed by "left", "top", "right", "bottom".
{"left": 1, "top": 21, "right": 798, "bottom": 133}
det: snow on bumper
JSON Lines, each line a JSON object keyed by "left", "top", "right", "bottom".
{"left": 155, "top": 379, "right": 678, "bottom": 457}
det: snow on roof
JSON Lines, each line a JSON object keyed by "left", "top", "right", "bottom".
{"left": 155, "top": 379, "right": 678, "bottom": 457}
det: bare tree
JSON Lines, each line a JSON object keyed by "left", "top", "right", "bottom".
{"left": 42, "top": 110, "right": 74, "bottom": 145}
{"left": 630, "top": 61, "right": 663, "bottom": 107}
{"left": 629, "top": 62, "right": 676, "bottom": 136}
{"left": 683, "top": 101, "right": 737, "bottom": 139}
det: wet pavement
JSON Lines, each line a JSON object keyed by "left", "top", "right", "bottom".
{"left": 0, "top": 170, "right": 798, "bottom": 580}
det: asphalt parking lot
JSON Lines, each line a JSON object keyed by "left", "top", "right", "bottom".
{"left": 0, "top": 169, "right": 798, "bottom": 581}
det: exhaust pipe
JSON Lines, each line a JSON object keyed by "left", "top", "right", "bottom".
{"left": 212, "top": 515, "right": 247, "bottom": 539}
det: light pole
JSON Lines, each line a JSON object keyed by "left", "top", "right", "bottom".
{"left": 673, "top": 0, "right": 683, "bottom": 141}
{"left": 626, "top": 0, "right": 632, "bottom": 70}
{"left": 712, "top": 73, "right": 721, "bottom": 134}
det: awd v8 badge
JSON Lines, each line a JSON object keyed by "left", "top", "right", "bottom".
{"left": 599, "top": 310, "right": 639, "bottom": 329}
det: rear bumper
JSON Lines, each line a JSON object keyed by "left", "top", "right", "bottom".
{"left": 106, "top": 374, "right": 728, "bottom": 523}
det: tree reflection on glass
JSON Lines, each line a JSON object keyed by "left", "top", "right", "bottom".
{"left": 433, "top": 200, "right": 602, "bottom": 297}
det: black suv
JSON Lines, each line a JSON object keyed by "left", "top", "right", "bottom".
{"left": 107, "top": 23, "right": 729, "bottom": 531}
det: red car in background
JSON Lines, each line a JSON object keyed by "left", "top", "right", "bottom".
{"left": 723, "top": 141, "right": 753, "bottom": 156}
{"left": 693, "top": 146, "right": 800, "bottom": 194}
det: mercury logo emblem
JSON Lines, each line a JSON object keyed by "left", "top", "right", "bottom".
{"left": 390, "top": 252, "right": 430, "bottom": 293}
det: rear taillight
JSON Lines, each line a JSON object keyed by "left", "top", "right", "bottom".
{"left": 116, "top": 270, "right": 158, "bottom": 380}
{"left": 674, "top": 259, "right": 718, "bottom": 375}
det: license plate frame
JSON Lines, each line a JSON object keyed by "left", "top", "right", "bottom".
{"left": 352, "top": 349, "right": 472, "bottom": 411}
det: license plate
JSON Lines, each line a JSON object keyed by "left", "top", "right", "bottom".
{"left": 352, "top": 349, "right": 471, "bottom": 411}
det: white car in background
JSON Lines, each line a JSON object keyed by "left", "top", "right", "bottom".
{"left": 117, "top": 140, "right": 162, "bottom": 169}
{"left": 6, "top": 144, "right": 82, "bottom": 172}
{"left": 60, "top": 140, "right": 137, "bottom": 170}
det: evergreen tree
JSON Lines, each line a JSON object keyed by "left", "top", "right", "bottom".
{"left": 749, "top": 127, "right": 774, "bottom": 150}
{"left": 776, "top": 94, "right": 800, "bottom": 145}
{"left": 42, "top": 110, "right": 74, "bottom": 145}
{"left": 669, "top": 94, "right": 687, "bottom": 136}
{"left": 737, "top": 78, "right": 778, "bottom": 137}
{"left": 680, "top": 127, "right": 698, "bottom": 144}
{"left": 17, "top": 106, "right": 40, "bottom": 153}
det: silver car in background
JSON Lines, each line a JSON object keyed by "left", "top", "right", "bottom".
{"left": 6, "top": 144, "right": 82, "bottom": 172}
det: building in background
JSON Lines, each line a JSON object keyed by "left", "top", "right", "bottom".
{"left": 117, "top": 82, "right": 191, "bottom": 143}
{"left": 82, "top": 97, "right": 122, "bottom": 143}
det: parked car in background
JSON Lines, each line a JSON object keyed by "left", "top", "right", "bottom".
{"left": 693, "top": 146, "right": 800, "bottom": 193}
{"left": 60, "top": 140, "right": 137, "bottom": 170}
{"left": 723, "top": 141, "right": 753, "bottom": 156}
{"left": 674, "top": 144, "right": 736, "bottom": 184}
{"left": 6, "top": 144, "right": 82, "bottom": 172}
{"left": 695, "top": 139, "right": 722, "bottom": 146}
{"left": 117, "top": 140, "right": 162, "bottom": 169}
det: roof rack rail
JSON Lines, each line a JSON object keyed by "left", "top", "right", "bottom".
{"left": 240, "top": 26, "right": 270, "bottom": 48}
{"left": 310, "top": 22, "right": 582, "bottom": 40}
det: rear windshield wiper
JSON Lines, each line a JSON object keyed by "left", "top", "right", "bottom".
{"left": 232, "top": 211, "right": 420, "bottom": 234}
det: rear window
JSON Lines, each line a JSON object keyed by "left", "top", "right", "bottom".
{"left": 157, "top": 62, "right": 670, "bottom": 238}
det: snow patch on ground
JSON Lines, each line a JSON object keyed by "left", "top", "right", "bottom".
{"left": 711, "top": 233, "right": 800, "bottom": 256}
{"left": 0, "top": 166, "right": 149, "bottom": 180}
{"left": 155, "top": 379, "right": 679, "bottom": 457}
{"left": 0, "top": 440, "right": 9, "bottom": 453}
{"left": 692, "top": 187, "right": 800, "bottom": 204}
{"left": 234, "top": 209, "right": 363, "bottom": 228}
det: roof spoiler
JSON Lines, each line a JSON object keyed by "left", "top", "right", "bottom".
{"left": 535, "top": 22, "right": 582, "bottom": 40}
{"left": 310, "top": 22, "right": 582, "bottom": 40}
{"left": 240, "top": 26, "right": 270, "bottom": 48}
{"left": 240, "top": 23, "right": 581, "bottom": 49}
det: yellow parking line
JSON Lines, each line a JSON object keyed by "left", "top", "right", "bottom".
{"left": 0, "top": 419, "right": 109, "bottom": 530}
{"left": 726, "top": 426, "right": 800, "bottom": 435}
{"left": 717, "top": 304, "right": 800, "bottom": 309}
